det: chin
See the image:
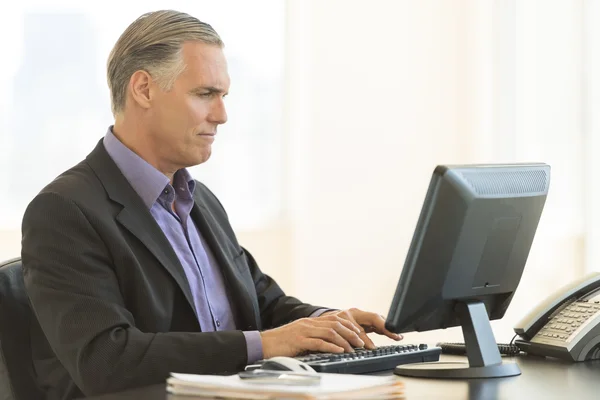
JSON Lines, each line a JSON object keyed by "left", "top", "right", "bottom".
{"left": 189, "top": 152, "right": 211, "bottom": 167}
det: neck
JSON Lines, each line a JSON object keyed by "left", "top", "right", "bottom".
{"left": 113, "top": 116, "right": 177, "bottom": 182}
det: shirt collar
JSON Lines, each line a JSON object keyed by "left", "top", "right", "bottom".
{"left": 103, "top": 126, "right": 195, "bottom": 209}
{"left": 173, "top": 168, "right": 196, "bottom": 200}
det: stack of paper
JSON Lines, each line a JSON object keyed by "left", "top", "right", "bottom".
{"left": 167, "top": 372, "right": 405, "bottom": 399}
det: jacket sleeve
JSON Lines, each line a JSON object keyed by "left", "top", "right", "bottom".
{"left": 22, "top": 192, "right": 248, "bottom": 396}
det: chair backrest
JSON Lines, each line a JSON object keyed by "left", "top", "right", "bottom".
{"left": 0, "top": 258, "right": 45, "bottom": 400}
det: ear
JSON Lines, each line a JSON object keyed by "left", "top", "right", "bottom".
{"left": 128, "top": 70, "right": 154, "bottom": 109}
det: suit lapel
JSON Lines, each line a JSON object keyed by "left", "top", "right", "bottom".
{"left": 115, "top": 207, "right": 196, "bottom": 313}
{"left": 190, "top": 203, "right": 260, "bottom": 330}
{"left": 85, "top": 140, "right": 196, "bottom": 314}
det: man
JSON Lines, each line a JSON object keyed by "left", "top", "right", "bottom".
{"left": 21, "top": 10, "right": 401, "bottom": 399}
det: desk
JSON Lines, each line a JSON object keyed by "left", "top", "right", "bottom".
{"left": 84, "top": 355, "right": 600, "bottom": 399}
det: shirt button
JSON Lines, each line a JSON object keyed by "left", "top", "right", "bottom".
{"left": 163, "top": 189, "right": 168, "bottom": 194}
{"left": 216, "top": 320, "right": 221, "bottom": 327}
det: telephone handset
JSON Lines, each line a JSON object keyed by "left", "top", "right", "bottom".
{"left": 514, "top": 272, "right": 600, "bottom": 361}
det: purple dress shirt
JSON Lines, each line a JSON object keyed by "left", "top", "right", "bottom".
{"left": 102, "top": 129, "right": 266, "bottom": 362}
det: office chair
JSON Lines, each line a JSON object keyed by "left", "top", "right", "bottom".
{"left": 0, "top": 258, "right": 45, "bottom": 400}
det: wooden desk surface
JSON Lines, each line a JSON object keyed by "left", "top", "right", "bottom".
{"left": 84, "top": 355, "right": 600, "bottom": 400}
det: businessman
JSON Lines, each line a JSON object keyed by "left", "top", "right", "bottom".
{"left": 21, "top": 10, "right": 401, "bottom": 399}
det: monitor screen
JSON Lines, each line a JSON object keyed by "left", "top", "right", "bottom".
{"left": 385, "top": 163, "right": 550, "bottom": 378}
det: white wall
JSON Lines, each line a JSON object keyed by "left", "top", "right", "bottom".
{"left": 584, "top": 0, "right": 600, "bottom": 273}
{"left": 276, "top": 0, "right": 588, "bottom": 345}
{"left": 287, "top": 0, "right": 467, "bottom": 312}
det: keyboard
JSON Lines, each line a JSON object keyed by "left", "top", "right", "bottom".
{"left": 294, "top": 344, "right": 441, "bottom": 374}
{"left": 437, "top": 342, "right": 522, "bottom": 356}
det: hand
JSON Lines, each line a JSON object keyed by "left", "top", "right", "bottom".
{"left": 260, "top": 317, "right": 367, "bottom": 359}
{"left": 317, "top": 308, "right": 402, "bottom": 349}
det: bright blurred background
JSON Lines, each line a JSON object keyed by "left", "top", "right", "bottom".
{"left": 1, "top": 0, "right": 600, "bottom": 346}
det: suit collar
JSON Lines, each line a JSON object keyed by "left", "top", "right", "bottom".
{"left": 102, "top": 128, "right": 170, "bottom": 210}
{"left": 85, "top": 139, "right": 197, "bottom": 316}
{"left": 102, "top": 128, "right": 198, "bottom": 210}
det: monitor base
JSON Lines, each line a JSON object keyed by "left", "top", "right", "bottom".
{"left": 394, "top": 361, "right": 521, "bottom": 379}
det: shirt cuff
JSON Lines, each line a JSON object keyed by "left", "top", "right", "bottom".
{"left": 243, "top": 331, "right": 264, "bottom": 364}
{"left": 309, "top": 308, "right": 336, "bottom": 318}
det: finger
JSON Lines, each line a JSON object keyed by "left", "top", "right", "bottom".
{"left": 378, "top": 314, "right": 403, "bottom": 340}
{"left": 323, "top": 315, "right": 362, "bottom": 335}
{"left": 303, "top": 338, "right": 344, "bottom": 354}
{"left": 372, "top": 316, "right": 403, "bottom": 341}
{"left": 356, "top": 311, "right": 402, "bottom": 341}
{"left": 359, "top": 329, "right": 376, "bottom": 349}
{"left": 337, "top": 310, "right": 376, "bottom": 349}
{"left": 311, "top": 326, "right": 355, "bottom": 353}
{"left": 323, "top": 320, "right": 365, "bottom": 348}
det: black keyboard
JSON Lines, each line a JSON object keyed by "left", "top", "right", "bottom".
{"left": 295, "top": 344, "right": 441, "bottom": 374}
{"left": 437, "top": 342, "right": 522, "bottom": 356}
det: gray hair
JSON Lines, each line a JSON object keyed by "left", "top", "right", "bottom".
{"left": 107, "top": 10, "right": 223, "bottom": 116}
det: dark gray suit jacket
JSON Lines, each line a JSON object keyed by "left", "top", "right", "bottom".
{"left": 21, "top": 140, "right": 323, "bottom": 399}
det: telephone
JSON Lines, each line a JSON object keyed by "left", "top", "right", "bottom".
{"left": 513, "top": 272, "right": 600, "bottom": 361}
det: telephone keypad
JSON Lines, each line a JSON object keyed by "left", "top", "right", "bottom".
{"left": 536, "top": 300, "right": 600, "bottom": 343}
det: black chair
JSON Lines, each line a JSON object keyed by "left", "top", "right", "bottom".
{"left": 0, "top": 258, "right": 45, "bottom": 400}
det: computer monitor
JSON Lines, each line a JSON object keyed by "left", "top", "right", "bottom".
{"left": 385, "top": 163, "right": 550, "bottom": 379}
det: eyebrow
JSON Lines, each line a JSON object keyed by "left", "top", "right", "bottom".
{"left": 189, "top": 86, "right": 229, "bottom": 96}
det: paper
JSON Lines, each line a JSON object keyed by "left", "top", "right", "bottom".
{"left": 167, "top": 372, "right": 405, "bottom": 399}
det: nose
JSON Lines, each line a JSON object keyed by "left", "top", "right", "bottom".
{"left": 208, "top": 97, "right": 228, "bottom": 125}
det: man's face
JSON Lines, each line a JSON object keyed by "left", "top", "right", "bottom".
{"left": 147, "top": 41, "right": 229, "bottom": 171}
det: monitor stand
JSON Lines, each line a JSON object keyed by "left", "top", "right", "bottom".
{"left": 394, "top": 301, "right": 521, "bottom": 379}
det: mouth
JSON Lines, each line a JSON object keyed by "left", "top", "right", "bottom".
{"left": 197, "top": 133, "right": 216, "bottom": 143}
